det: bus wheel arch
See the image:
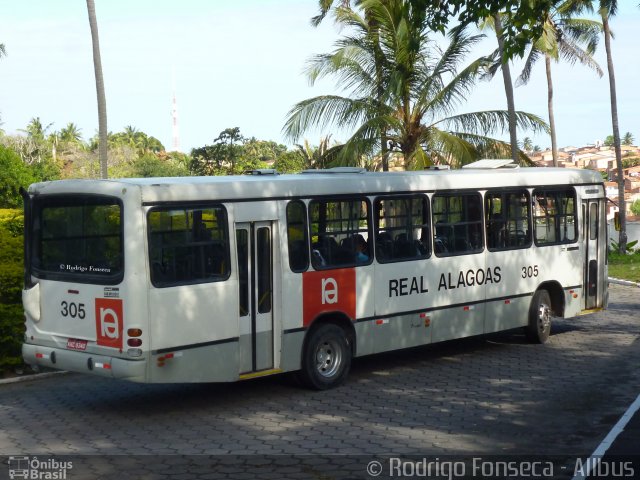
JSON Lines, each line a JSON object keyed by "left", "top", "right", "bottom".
{"left": 537, "top": 281, "right": 565, "bottom": 317}
{"left": 298, "top": 313, "right": 355, "bottom": 390}
{"left": 526, "top": 285, "right": 559, "bottom": 344}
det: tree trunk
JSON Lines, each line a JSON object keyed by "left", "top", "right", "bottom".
{"left": 369, "top": 12, "right": 388, "bottom": 172}
{"left": 602, "top": 15, "right": 626, "bottom": 254}
{"left": 86, "top": 0, "right": 108, "bottom": 179}
{"left": 545, "top": 55, "right": 558, "bottom": 167}
{"left": 493, "top": 14, "right": 519, "bottom": 163}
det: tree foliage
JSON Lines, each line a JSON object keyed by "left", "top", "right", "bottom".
{"left": 190, "top": 128, "right": 294, "bottom": 175}
{"left": 0, "top": 145, "right": 35, "bottom": 208}
{"left": 0, "top": 209, "right": 26, "bottom": 372}
{"left": 314, "top": 0, "right": 557, "bottom": 59}
{"left": 285, "top": 1, "right": 548, "bottom": 169}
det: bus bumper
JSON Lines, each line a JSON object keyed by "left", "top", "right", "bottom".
{"left": 23, "top": 344, "right": 147, "bottom": 381}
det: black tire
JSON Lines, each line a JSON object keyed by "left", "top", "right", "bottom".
{"left": 526, "top": 290, "right": 552, "bottom": 343}
{"left": 299, "top": 323, "right": 352, "bottom": 390}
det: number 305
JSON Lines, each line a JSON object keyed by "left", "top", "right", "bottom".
{"left": 60, "top": 301, "right": 86, "bottom": 319}
{"left": 521, "top": 265, "right": 539, "bottom": 278}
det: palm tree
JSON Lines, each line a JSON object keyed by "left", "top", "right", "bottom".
{"left": 311, "top": 1, "right": 394, "bottom": 170}
{"left": 295, "top": 135, "right": 336, "bottom": 169}
{"left": 522, "top": 137, "right": 534, "bottom": 152}
{"left": 22, "top": 117, "right": 52, "bottom": 142}
{"left": 622, "top": 132, "right": 634, "bottom": 146}
{"left": 59, "top": 122, "right": 83, "bottom": 144}
{"left": 598, "top": 0, "right": 627, "bottom": 253}
{"left": 86, "top": 0, "right": 108, "bottom": 179}
{"left": 123, "top": 125, "right": 140, "bottom": 147}
{"left": 480, "top": 14, "right": 520, "bottom": 162}
{"left": 516, "top": 1, "right": 603, "bottom": 167}
{"left": 284, "top": 0, "right": 547, "bottom": 169}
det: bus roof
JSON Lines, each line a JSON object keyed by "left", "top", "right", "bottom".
{"left": 28, "top": 167, "right": 604, "bottom": 203}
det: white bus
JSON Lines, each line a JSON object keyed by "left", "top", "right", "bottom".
{"left": 21, "top": 163, "right": 607, "bottom": 389}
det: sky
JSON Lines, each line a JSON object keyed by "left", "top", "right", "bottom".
{"left": 1, "top": 0, "right": 639, "bottom": 154}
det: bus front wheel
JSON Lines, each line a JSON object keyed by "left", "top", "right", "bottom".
{"left": 526, "top": 290, "right": 552, "bottom": 344}
{"left": 300, "top": 323, "right": 351, "bottom": 390}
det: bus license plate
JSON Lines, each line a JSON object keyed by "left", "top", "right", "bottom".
{"left": 66, "top": 339, "right": 87, "bottom": 351}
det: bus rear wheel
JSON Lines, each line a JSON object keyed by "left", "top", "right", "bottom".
{"left": 300, "top": 323, "right": 351, "bottom": 390}
{"left": 526, "top": 290, "right": 552, "bottom": 344}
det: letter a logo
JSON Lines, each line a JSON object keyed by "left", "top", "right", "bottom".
{"left": 321, "top": 277, "right": 338, "bottom": 304}
{"left": 302, "top": 269, "right": 356, "bottom": 327}
{"left": 95, "top": 298, "right": 123, "bottom": 349}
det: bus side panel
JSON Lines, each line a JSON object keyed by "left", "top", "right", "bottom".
{"left": 279, "top": 267, "right": 305, "bottom": 372}
{"left": 534, "top": 245, "right": 583, "bottom": 316}
{"left": 148, "top": 342, "right": 239, "bottom": 383}
{"left": 366, "top": 262, "right": 433, "bottom": 356}
{"left": 484, "top": 251, "right": 530, "bottom": 333}
{"left": 428, "top": 254, "right": 486, "bottom": 344}
{"left": 147, "top": 281, "right": 239, "bottom": 382}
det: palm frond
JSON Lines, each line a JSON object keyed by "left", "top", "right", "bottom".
{"left": 420, "top": 55, "right": 490, "bottom": 120}
{"left": 452, "top": 132, "right": 535, "bottom": 166}
{"left": 515, "top": 46, "right": 541, "bottom": 87}
{"left": 557, "top": 38, "right": 603, "bottom": 76}
{"left": 420, "top": 128, "right": 477, "bottom": 168}
{"left": 282, "top": 95, "right": 375, "bottom": 142}
{"left": 435, "top": 110, "right": 549, "bottom": 137}
{"left": 560, "top": 18, "right": 603, "bottom": 55}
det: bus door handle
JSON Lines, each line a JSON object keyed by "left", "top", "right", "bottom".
{"left": 561, "top": 246, "right": 580, "bottom": 252}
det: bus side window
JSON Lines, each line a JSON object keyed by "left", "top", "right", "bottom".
{"left": 148, "top": 205, "right": 230, "bottom": 287}
{"left": 533, "top": 189, "right": 577, "bottom": 246}
{"left": 485, "top": 190, "right": 531, "bottom": 251}
{"left": 286, "top": 201, "right": 309, "bottom": 272}
{"left": 375, "top": 195, "right": 430, "bottom": 263}
{"left": 432, "top": 193, "right": 483, "bottom": 257}
{"left": 309, "top": 198, "right": 371, "bottom": 269}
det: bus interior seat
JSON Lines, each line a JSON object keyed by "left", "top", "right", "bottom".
{"left": 376, "top": 231, "right": 394, "bottom": 260}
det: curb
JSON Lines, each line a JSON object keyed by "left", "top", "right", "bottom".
{"left": 608, "top": 277, "right": 640, "bottom": 288}
{"left": 0, "top": 370, "right": 69, "bottom": 386}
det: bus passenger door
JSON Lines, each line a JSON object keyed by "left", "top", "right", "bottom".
{"left": 583, "top": 199, "right": 604, "bottom": 309}
{"left": 236, "top": 222, "right": 274, "bottom": 374}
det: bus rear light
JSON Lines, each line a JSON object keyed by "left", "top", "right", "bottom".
{"left": 127, "top": 348, "right": 143, "bottom": 358}
{"left": 127, "top": 338, "right": 142, "bottom": 347}
{"left": 127, "top": 328, "right": 143, "bottom": 337}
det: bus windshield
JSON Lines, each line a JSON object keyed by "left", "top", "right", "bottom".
{"left": 31, "top": 195, "right": 123, "bottom": 283}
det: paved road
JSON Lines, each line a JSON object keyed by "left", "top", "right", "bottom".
{"left": 0, "top": 285, "right": 638, "bottom": 479}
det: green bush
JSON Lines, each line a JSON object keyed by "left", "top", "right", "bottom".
{"left": 0, "top": 145, "right": 34, "bottom": 208}
{"left": 0, "top": 209, "right": 25, "bottom": 372}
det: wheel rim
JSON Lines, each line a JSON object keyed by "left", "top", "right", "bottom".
{"left": 537, "top": 302, "right": 551, "bottom": 334}
{"left": 315, "top": 338, "right": 342, "bottom": 378}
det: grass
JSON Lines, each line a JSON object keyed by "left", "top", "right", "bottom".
{"left": 608, "top": 251, "right": 640, "bottom": 283}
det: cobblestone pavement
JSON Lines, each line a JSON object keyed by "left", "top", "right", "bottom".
{"left": 0, "top": 285, "right": 638, "bottom": 479}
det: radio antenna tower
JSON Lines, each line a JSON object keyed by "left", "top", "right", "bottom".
{"left": 171, "top": 69, "right": 180, "bottom": 151}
